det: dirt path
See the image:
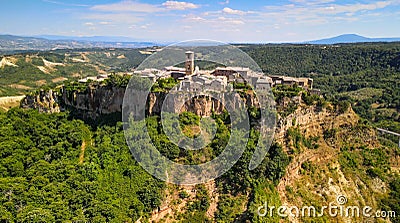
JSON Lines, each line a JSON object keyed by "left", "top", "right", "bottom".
{"left": 206, "top": 180, "right": 219, "bottom": 219}
{"left": 79, "top": 140, "right": 86, "bottom": 164}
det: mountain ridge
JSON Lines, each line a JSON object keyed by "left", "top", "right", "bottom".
{"left": 35, "top": 35, "right": 144, "bottom": 43}
{"left": 307, "top": 34, "right": 400, "bottom": 44}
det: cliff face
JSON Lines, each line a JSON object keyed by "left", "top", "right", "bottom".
{"left": 21, "top": 85, "right": 125, "bottom": 118}
{"left": 147, "top": 92, "right": 257, "bottom": 117}
{"left": 272, "top": 100, "right": 387, "bottom": 223}
{"left": 275, "top": 105, "right": 358, "bottom": 142}
{"left": 148, "top": 92, "right": 228, "bottom": 117}
{"left": 62, "top": 85, "right": 125, "bottom": 118}
{"left": 21, "top": 89, "right": 61, "bottom": 113}
{"left": 21, "top": 84, "right": 259, "bottom": 119}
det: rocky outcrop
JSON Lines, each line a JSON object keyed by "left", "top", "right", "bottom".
{"left": 62, "top": 85, "right": 125, "bottom": 119}
{"left": 21, "top": 84, "right": 259, "bottom": 119}
{"left": 21, "top": 89, "right": 61, "bottom": 113}
{"left": 147, "top": 92, "right": 255, "bottom": 117}
{"left": 147, "top": 92, "right": 228, "bottom": 117}
{"left": 275, "top": 105, "right": 359, "bottom": 142}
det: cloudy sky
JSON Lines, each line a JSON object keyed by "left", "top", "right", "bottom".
{"left": 1, "top": 0, "right": 400, "bottom": 42}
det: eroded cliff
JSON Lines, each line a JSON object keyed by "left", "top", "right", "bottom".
{"left": 21, "top": 83, "right": 259, "bottom": 119}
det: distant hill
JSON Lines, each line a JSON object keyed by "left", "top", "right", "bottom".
{"left": 307, "top": 34, "right": 400, "bottom": 44}
{"left": 0, "top": 34, "right": 158, "bottom": 53}
{"left": 36, "top": 35, "right": 142, "bottom": 43}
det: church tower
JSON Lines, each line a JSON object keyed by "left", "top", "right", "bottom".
{"left": 185, "top": 51, "right": 194, "bottom": 75}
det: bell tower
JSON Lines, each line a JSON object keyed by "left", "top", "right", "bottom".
{"left": 185, "top": 51, "right": 194, "bottom": 75}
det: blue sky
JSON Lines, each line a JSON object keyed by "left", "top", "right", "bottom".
{"left": 1, "top": 0, "right": 400, "bottom": 42}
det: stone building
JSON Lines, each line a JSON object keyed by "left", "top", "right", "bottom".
{"left": 270, "top": 75, "right": 313, "bottom": 89}
{"left": 185, "top": 51, "right": 195, "bottom": 75}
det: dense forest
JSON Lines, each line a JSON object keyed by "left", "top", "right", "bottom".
{"left": 0, "top": 109, "right": 164, "bottom": 222}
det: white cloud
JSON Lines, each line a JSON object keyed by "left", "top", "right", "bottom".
{"left": 91, "top": 1, "right": 162, "bottom": 13}
{"left": 90, "top": 0, "right": 199, "bottom": 14}
{"left": 184, "top": 14, "right": 206, "bottom": 21}
{"left": 84, "top": 22, "right": 94, "bottom": 26}
{"left": 321, "top": 1, "right": 392, "bottom": 14}
{"left": 219, "top": 0, "right": 229, "bottom": 5}
{"left": 183, "top": 12, "right": 246, "bottom": 26}
{"left": 265, "top": 1, "right": 393, "bottom": 15}
{"left": 261, "top": 0, "right": 395, "bottom": 26}
{"left": 289, "top": 0, "right": 335, "bottom": 5}
{"left": 162, "top": 1, "right": 199, "bottom": 10}
{"left": 222, "top": 7, "right": 247, "bottom": 15}
{"left": 42, "top": 0, "right": 89, "bottom": 7}
{"left": 217, "top": 16, "right": 245, "bottom": 25}
{"left": 229, "top": 20, "right": 245, "bottom": 25}
{"left": 84, "top": 13, "right": 144, "bottom": 24}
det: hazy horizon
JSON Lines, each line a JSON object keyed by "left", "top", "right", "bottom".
{"left": 2, "top": 33, "right": 400, "bottom": 44}
{"left": 1, "top": 0, "right": 400, "bottom": 43}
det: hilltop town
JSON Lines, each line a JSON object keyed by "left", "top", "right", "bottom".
{"left": 78, "top": 51, "right": 318, "bottom": 94}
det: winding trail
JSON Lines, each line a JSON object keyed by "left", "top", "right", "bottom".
{"left": 79, "top": 140, "right": 86, "bottom": 164}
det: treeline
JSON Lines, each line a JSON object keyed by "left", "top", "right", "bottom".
{"left": 241, "top": 43, "right": 400, "bottom": 77}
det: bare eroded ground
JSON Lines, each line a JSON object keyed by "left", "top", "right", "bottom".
{"left": 0, "top": 95, "right": 25, "bottom": 111}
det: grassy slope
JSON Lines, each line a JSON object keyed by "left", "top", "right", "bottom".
{"left": 0, "top": 49, "right": 147, "bottom": 97}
